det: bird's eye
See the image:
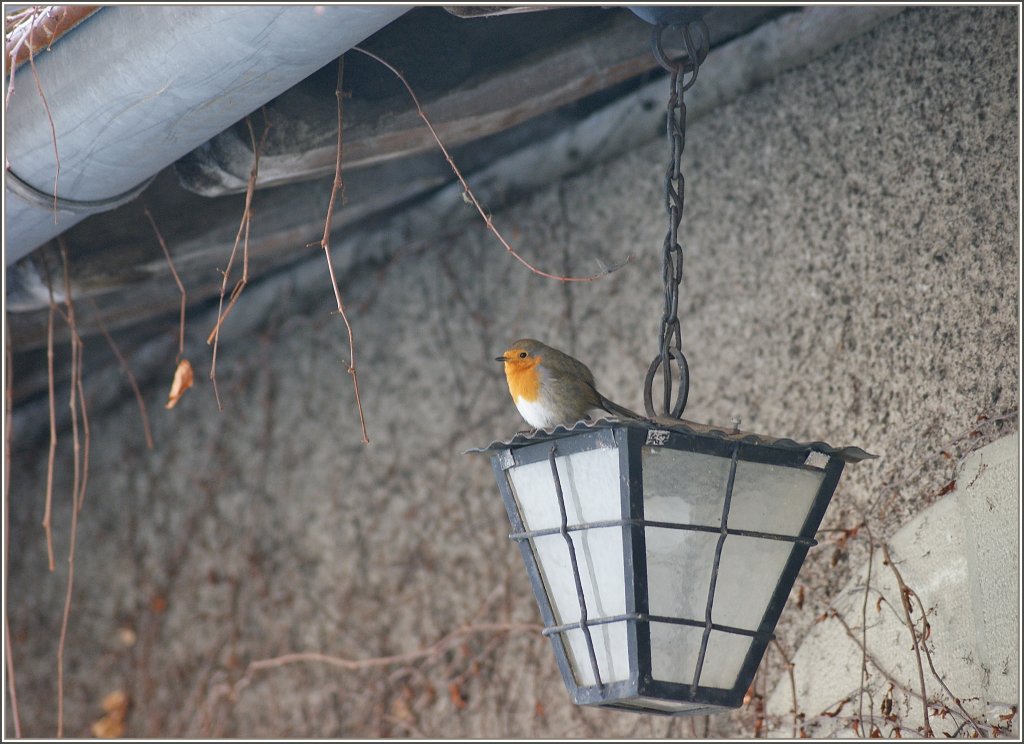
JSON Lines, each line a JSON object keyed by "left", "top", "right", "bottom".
{"left": 519, "top": 351, "right": 528, "bottom": 359}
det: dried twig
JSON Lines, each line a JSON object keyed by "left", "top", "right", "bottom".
{"left": 350, "top": 46, "right": 626, "bottom": 283}
{"left": 56, "top": 239, "right": 88, "bottom": 737}
{"left": 319, "top": 56, "right": 369, "bottom": 443}
{"left": 829, "top": 610, "right": 924, "bottom": 706}
{"left": 4, "top": 6, "right": 39, "bottom": 108}
{"left": 905, "top": 590, "right": 986, "bottom": 737}
{"left": 858, "top": 520, "right": 874, "bottom": 737}
{"left": 143, "top": 205, "right": 186, "bottom": 360}
{"left": 771, "top": 639, "right": 799, "bottom": 739}
{"left": 5, "top": 6, "right": 100, "bottom": 75}
{"left": 207, "top": 109, "right": 271, "bottom": 410}
{"left": 235, "top": 621, "right": 538, "bottom": 697}
{"left": 4, "top": 313, "right": 23, "bottom": 738}
{"left": 871, "top": 408, "right": 1018, "bottom": 517}
{"left": 3, "top": 621, "right": 20, "bottom": 738}
{"left": 25, "top": 43, "right": 59, "bottom": 219}
{"left": 88, "top": 298, "right": 154, "bottom": 449}
{"left": 41, "top": 252, "right": 57, "bottom": 571}
{"left": 878, "top": 542, "right": 932, "bottom": 737}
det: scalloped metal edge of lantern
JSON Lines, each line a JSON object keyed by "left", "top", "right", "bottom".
{"left": 466, "top": 417, "right": 878, "bottom": 464}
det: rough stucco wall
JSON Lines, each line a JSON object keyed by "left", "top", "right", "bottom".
{"left": 5, "top": 6, "right": 1018, "bottom": 738}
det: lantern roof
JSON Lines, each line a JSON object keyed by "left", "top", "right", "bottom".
{"left": 468, "top": 417, "right": 878, "bottom": 464}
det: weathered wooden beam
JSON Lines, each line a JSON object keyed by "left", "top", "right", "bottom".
{"left": 177, "top": 8, "right": 783, "bottom": 196}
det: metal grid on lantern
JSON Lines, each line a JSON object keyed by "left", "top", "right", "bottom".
{"left": 470, "top": 419, "right": 874, "bottom": 715}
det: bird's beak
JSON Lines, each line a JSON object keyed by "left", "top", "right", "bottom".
{"left": 495, "top": 355, "right": 507, "bottom": 362}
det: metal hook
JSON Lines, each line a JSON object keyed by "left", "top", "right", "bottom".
{"left": 651, "top": 20, "right": 710, "bottom": 88}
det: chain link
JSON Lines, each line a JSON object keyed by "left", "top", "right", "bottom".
{"left": 644, "top": 20, "right": 708, "bottom": 419}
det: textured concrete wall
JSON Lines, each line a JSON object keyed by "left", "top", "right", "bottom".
{"left": 5, "top": 6, "right": 1018, "bottom": 737}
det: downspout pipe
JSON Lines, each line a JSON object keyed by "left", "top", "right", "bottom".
{"left": 3, "top": 4, "right": 411, "bottom": 265}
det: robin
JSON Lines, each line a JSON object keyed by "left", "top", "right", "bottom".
{"left": 496, "top": 338, "right": 642, "bottom": 430}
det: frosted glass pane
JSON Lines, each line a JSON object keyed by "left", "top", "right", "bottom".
{"left": 645, "top": 527, "right": 717, "bottom": 622}
{"left": 711, "top": 536, "right": 794, "bottom": 630}
{"left": 532, "top": 529, "right": 626, "bottom": 627}
{"left": 728, "top": 461, "right": 824, "bottom": 535}
{"left": 642, "top": 447, "right": 729, "bottom": 526}
{"left": 561, "top": 622, "right": 631, "bottom": 685}
{"left": 650, "top": 623, "right": 752, "bottom": 689}
{"left": 508, "top": 447, "right": 621, "bottom": 532}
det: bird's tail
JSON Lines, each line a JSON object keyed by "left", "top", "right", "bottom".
{"left": 597, "top": 393, "right": 644, "bottom": 421}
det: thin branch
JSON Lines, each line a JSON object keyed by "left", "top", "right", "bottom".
{"left": 3, "top": 622, "right": 20, "bottom": 738}
{"left": 350, "top": 45, "right": 626, "bottom": 283}
{"left": 829, "top": 609, "right": 926, "bottom": 708}
{"left": 74, "top": 332, "right": 90, "bottom": 512}
{"left": 4, "top": 313, "right": 23, "bottom": 738}
{"left": 5, "top": 6, "right": 100, "bottom": 75}
{"left": 878, "top": 542, "right": 932, "bottom": 737}
{"left": 41, "top": 251, "right": 57, "bottom": 572}
{"left": 56, "top": 238, "right": 87, "bottom": 738}
{"left": 249, "top": 621, "right": 537, "bottom": 685}
{"left": 906, "top": 589, "right": 985, "bottom": 737}
{"left": 143, "top": 204, "right": 186, "bottom": 361}
{"left": 4, "top": 6, "right": 39, "bottom": 109}
{"left": 859, "top": 520, "right": 875, "bottom": 737}
{"left": 88, "top": 298, "right": 154, "bottom": 449}
{"left": 320, "top": 55, "right": 369, "bottom": 443}
{"left": 771, "top": 639, "right": 799, "bottom": 739}
{"left": 206, "top": 109, "right": 272, "bottom": 410}
{"left": 26, "top": 41, "right": 59, "bottom": 220}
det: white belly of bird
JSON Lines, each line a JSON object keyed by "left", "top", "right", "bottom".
{"left": 514, "top": 397, "right": 560, "bottom": 429}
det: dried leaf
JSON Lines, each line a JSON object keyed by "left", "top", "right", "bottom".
{"left": 823, "top": 698, "right": 849, "bottom": 718}
{"left": 101, "top": 690, "right": 128, "bottom": 714}
{"left": 936, "top": 480, "right": 957, "bottom": 497}
{"left": 796, "top": 584, "right": 805, "bottom": 611}
{"left": 90, "top": 689, "right": 129, "bottom": 738}
{"left": 389, "top": 695, "right": 413, "bottom": 723}
{"left": 448, "top": 681, "right": 467, "bottom": 710}
{"left": 534, "top": 700, "right": 545, "bottom": 718}
{"left": 743, "top": 684, "right": 755, "bottom": 706}
{"left": 91, "top": 714, "right": 124, "bottom": 739}
{"left": 165, "top": 358, "right": 194, "bottom": 409}
{"left": 117, "top": 627, "right": 137, "bottom": 647}
{"left": 998, "top": 706, "right": 1017, "bottom": 721}
{"left": 870, "top": 725, "right": 883, "bottom": 737}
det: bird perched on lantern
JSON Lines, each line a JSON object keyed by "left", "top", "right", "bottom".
{"left": 496, "top": 339, "right": 640, "bottom": 430}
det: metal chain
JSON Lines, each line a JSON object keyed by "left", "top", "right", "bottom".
{"left": 644, "top": 20, "right": 708, "bottom": 419}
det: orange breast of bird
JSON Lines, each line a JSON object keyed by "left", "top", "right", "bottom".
{"left": 503, "top": 355, "right": 543, "bottom": 404}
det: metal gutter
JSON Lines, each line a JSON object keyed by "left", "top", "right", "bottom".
{"left": 3, "top": 4, "right": 410, "bottom": 264}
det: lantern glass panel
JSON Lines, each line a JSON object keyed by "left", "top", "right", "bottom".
{"left": 650, "top": 623, "right": 752, "bottom": 688}
{"left": 712, "top": 535, "right": 794, "bottom": 630}
{"left": 645, "top": 526, "right": 717, "bottom": 620}
{"left": 507, "top": 447, "right": 630, "bottom": 685}
{"left": 562, "top": 622, "right": 630, "bottom": 686}
{"left": 509, "top": 447, "right": 621, "bottom": 529}
{"left": 728, "top": 460, "right": 826, "bottom": 534}
{"left": 643, "top": 447, "right": 730, "bottom": 526}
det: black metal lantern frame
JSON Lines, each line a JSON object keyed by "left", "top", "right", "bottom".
{"left": 471, "top": 10, "right": 876, "bottom": 717}
{"left": 473, "top": 419, "right": 873, "bottom": 715}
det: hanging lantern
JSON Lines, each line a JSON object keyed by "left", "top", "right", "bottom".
{"left": 471, "top": 11, "right": 876, "bottom": 716}
{"left": 471, "top": 419, "right": 874, "bottom": 715}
